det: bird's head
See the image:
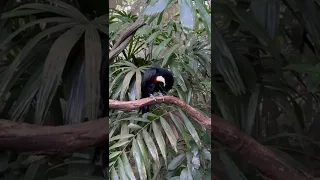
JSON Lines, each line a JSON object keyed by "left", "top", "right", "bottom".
{"left": 155, "top": 76, "right": 166, "bottom": 87}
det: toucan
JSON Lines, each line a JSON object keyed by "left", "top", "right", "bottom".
{"left": 139, "top": 67, "right": 174, "bottom": 114}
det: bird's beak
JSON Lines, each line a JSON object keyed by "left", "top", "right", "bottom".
{"left": 156, "top": 76, "right": 166, "bottom": 87}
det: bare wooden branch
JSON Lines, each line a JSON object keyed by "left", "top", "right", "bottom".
{"left": 210, "top": 114, "right": 312, "bottom": 180}
{"left": 0, "top": 118, "right": 108, "bottom": 155}
{"left": 0, "top": 97, "right": 314, "bottom": 179}
{"left": 109, "top": 21, "right": 145, "bottom": 62}
{"left": 109, "top": 96, "right": 211, "bottom": 131}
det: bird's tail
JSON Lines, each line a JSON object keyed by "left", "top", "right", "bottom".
{"left": 139, "top": 105, "right": 149, "bottom": 114}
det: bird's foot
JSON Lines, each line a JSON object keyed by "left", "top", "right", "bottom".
{"left": 158, "top": 92, "right": 165, "bottom": 101}
{"left": 142, "top": 113, "right": 148, "bottom": 119}
{"left": 149, "top": 94, "right": 157, "bottom": 101}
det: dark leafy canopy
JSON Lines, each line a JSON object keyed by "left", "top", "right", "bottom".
{"left": 211, "top": 0, "right": 320, "bottom": 178}
{"left": 0, "top": 0, "right": 108, "bottom": 124}
{"left": 0, "top": 0, "right": 108, "bottom": 177}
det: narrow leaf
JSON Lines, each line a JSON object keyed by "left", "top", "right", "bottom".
{"left": 36, "top": 25, "right": 85, "bottom": 123}
{"left": 132, "top": 138, "right": 147, "bottom": 180}
{"left": 160, "top": 117, "right": 178, "bottom": 152}
{"left": 142, "top": 129, "right": 160, "bottom": 165}
{"left": 84, "top": 25, "right": 102, "bottom": 120}
{"left": 152, "top": 121, "right": 167, "bottom": 167}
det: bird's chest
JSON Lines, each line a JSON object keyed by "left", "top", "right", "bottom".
{"left": 146, "top": 81, "right": 162, "bottom": 91}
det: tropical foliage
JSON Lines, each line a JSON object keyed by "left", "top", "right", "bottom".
{"left": 108, "top": 1, "right": 211, "bottom": 179}
{"left": 0, "top": 0, "right": 211, "bottom": 179}
{"left": 211, "top": 0, "right": 320, "bottom": 178}
{"left": 2, "top": 0, "right": 320, "bottom": 179}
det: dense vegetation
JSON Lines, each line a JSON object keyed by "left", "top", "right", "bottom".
{"left": 0, "top": 0, "right": 211, "bottom": 179}
{"left": 1, "top": 0, "right": 320, "bottom": 179}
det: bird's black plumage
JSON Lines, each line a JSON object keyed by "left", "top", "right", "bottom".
{"left": 139, "top": 67, "right": 174, "bottom": 114}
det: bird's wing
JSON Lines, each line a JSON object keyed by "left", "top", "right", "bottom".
{"left": 141, "top": 68, "right": 158, "bottom": 97}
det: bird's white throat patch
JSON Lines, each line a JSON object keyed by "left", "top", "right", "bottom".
{"left": 156, "top": 76, "right": 166, "bottom": 86}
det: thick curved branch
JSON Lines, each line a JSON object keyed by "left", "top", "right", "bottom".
{"left": 0, "top": 97, "right": 314, "bottom": 179}
{"left": 109, "top": 96, "right": 211, "bottom": 131}
{"left": 0, "top": 118, "right": 108, "bottom": 155}
{"left": 211, "top": 114, "right": 312, "bottom": 180}
{"left": 109, "top": 20, "right": 145, "bottom": 62}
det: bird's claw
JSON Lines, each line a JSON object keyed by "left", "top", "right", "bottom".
{"left": 158, "top": 92, "right": 165, "bottom": 101}
{"left": 149, "top": 94, "right": 157, "bottom": 101}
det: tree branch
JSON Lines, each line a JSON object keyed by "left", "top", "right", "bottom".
{"left": 210, "top": 114, "right": 312, "bottom": 180}
{"left": 0, "top": 118, "right": 108, "bottom": 155}
{"left": 0, "top": 96, "right": 314, "bottom": 179}
{"left": 109, "top": 96, "right": 211, "bottom": 131}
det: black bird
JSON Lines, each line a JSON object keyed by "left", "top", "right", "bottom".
{"left": 139, "top": 67, "right": 174, "bottom": 114}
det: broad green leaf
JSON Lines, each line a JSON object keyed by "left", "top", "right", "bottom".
{"left": 117, "top": 158, "right": 129, "bottom": 180}
{"left": 292, "top": 0, "right": 320, "bottom": 52}
{"left": 84, "top": 25, "right": 101, "bottom": 120}
{"left": 109, "top": 140, "right": 130, "bottom": 150}
{"left": 109, "top": 69, "right": 132, "bottom": 92}
{"left": 145, "top": 31, "right": 161, "bottom": 44}
{"left": 0, "top": 17, "right": 74, "bottom": 49}
{"left": 0, "top": 23, "right": 77, "bottom": 102}
{"left": 212, "top": 23, "right": 245, "bottom": 95}
{"left": 48, "top": 0, "right": 88, "bottom": 21}
{"left": 160, "top": 117, "right": 178, "bottom": 152}
{"left": 110, "top": 134, "right": 134, "bottom": 142}
{"left": 36, "top": 25, "right": 85, "bottom": 124}
{"left": 119, "top": 123, "right": 130, "bottom": 143}
{"left": 154, "top": 38, "right": 171, "bottom": 58}
{"left": 168, "top": 153, "right": 185, "bottom": 170}
{"left": 64, "top": 59, "right": 85, "bottom": 124}
{"left": 9, "top": 61, "right": 43, "bottom": 121}
{"left": 121, "top": 153, "right": 136, "bottom": 180}
{"left": 14, "top": 2, "right": 79, "bottom": 19}
{"left": 144, "top": 0, "right": 172, "bottom": 15}
{"left": 1, "top": 9, "right": 45, "bottom": 18}
{"left": 245, "top": 85, "right": 260, "bottom": 135}
{"left": 111, "top": 166, "right": 119, "bottom": 180}
{"left": 132, "top": 138, "right": 147, "bottom": 180}
{"left": 142, "top": 129, "right": 160, "bottom": 165}
{"left": 136, "top": 134, "right": 151, "bottom": 175}
{"left": 109, "top": 151, "right": 121, "bottom": 159}
{"left": 179, "top": 110, "right": 201, "bottom": 147}
{"left": 23, "top": 159, "right": 47, "bottom": 180}
{"left": 152, "top": 121, "right": 167, "bottom": 167}
{"left": 180, "top": 168, "right": 193, "bottom": 180}
{"left": 211, "top": 81, "right": 236, "bottom": 124}
{"left": 128, "top": 123, "right": 143, "bottom": 130}
{"left": 194, "top": 0, "right": 211, "bottom": 40}
{"left": 172, "top": 67, "right": 187, "bottom": 92}
{"left": 169, "top": 112, "right": 190, "bottom": 148}
{"left": 135, "top": 70, "right": 142, "bottom": 99}
{"left": 120, "top": 70, "right": 135, "bottom": 100}
{"left": 251, "top": 0, "right": 280, "bottom": 38}
{"left": 162, "top": 44, "right": 180, "bottom": 67}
